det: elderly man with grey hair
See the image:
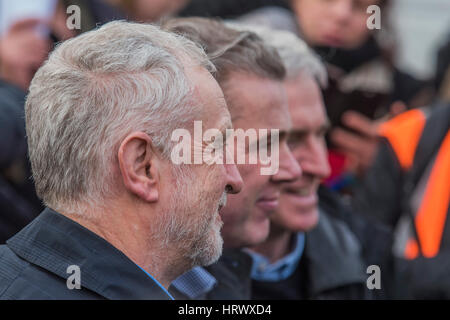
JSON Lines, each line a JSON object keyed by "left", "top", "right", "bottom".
{"left": 0, "top": 20, "right": 244, "bottom": 300}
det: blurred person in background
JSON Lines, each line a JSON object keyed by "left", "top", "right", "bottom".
{"left": 0, "top": 0, "right": 78, "bottom": 244}
{"left": 354, "top": 28, "right": 450, "bottom": 242}
{"left": 0, "top": 0, "right": 77, "bottom": 90}
{"left": 354, "top": 99, "right": 449, "bottom": 298}
{"left": 237, "top": 0, "right": 434, "bottom": 192}
{"left": 163, "top": 17, "right": 302, "bottom": 300}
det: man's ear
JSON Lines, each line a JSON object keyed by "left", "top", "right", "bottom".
{"left": 118, "top": 132, "right": 160, "bottom": 203}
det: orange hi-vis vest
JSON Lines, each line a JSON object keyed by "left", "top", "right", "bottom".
{"left": 379, "top": 108, "right": 450, "bottom": 260}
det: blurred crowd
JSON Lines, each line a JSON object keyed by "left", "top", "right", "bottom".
{"left": 0, "top": 0, "right": 449, "bottom": 300}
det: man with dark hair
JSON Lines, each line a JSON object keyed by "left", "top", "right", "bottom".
{"left": 0, "top": 18, "right": 50, "bottom": 243}
{"left": 163, "top": 17, "right": 302, "bottom": 299}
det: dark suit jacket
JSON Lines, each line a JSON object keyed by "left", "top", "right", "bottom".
{"left": 169, "top": 249, "right": 253, "bottom": 300}
{"left": 251, "top": 210, "right": 371, "bottom": 300}
{"left": 0, "top": 208, "right": 173, "bottom": 300}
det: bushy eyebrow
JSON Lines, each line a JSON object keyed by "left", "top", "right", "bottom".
{"left": 289, "top": 121, "right": 331, "bottom": 137}
{"left": 277, "top": 131, "right": 287, "bottom": 142}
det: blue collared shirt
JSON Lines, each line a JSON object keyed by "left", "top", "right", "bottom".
{"left": 170, "top": 266, "right": 217, "bottom": 299}
{"left": 247, "top": 233, "right": 305, "bottom": 282}
{"left": 136, "top": 264, "right": 175, "bottom": 300}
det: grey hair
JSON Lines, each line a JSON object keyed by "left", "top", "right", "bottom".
{"left": 161, "top": 17, "right": 286, "bottom": 84}
{"left": 228, "top": 22, "right": 328, "bottom": 87}
{"left": 25, "top": 20, "right": 214, "bottom": 214}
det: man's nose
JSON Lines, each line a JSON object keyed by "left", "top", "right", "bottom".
{"left": 224, "top": 162, "right": 243, "bottom": 194}
{"left": 301, "top": 139, "right": 331, "bottom": 180}
{"left": 331, "top": 0, "right": 353, "bottom": 23}
{"left": 272, "top": 142, "right": 302, "bottom": 182}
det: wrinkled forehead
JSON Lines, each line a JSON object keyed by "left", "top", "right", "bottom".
{"left": 285, "top": 74, "right": 328, "bottom": 130}
{"left": 223, "top": 74, "right": 291, "bottom": 132}
{"left": 188, "top": 64, "right": 232, "bottom": 129}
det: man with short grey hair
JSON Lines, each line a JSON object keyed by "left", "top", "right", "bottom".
{"left": 0, "top": 20, "right": 243, "bottom": 300}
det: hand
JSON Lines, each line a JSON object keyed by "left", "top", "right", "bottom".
{"left": 330, "top": 102, "right": 406, "bottom": 175}
{"left": 0, "top": 18, "right": 51, "bottom": 90}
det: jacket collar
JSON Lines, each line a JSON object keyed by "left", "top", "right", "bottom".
{"left": 304, "top": 210, "right": 367, "bottom": 296}
{"left": 6, "top": 208, "right": 173, "bottom": 300}
{"left": 247, "top": 233, "right": 305, "bottom": 282}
